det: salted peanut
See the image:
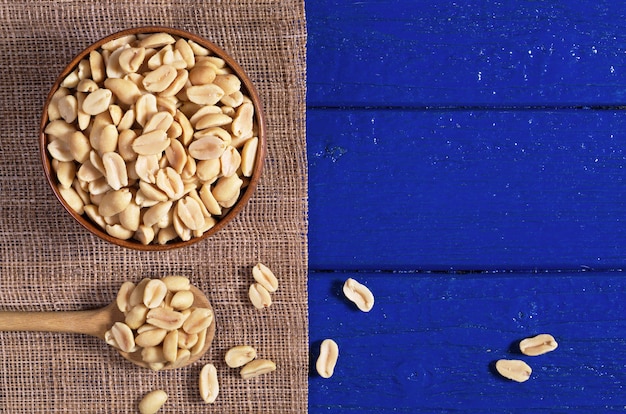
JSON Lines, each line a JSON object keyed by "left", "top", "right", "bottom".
{"left": 143, "top": 64, "right": 177, "bottom": 93}
{"left": 47, "top": 87, "right": 70, "bottom": 121}
{"left": 193, "top": 216, "right": 217, "bottom": 237}
{"left": 58, "top": 95, "right": 78, "bottom": 124}
{"left": 72, "top": 179, "right": 91, "bottom": 205}
{"left": 143, "top": 201, "right": 173, "bottom": 227}
{"left": 61, "top": 69, "right": 80, "bottom": 88}
{"left": 162, "top": 329, "right": 178, "bottom": 363}
{"left": 106, "top": 224, "right": 134, "bottom": 240}
{"left": 139, "top": 181, "right": 169, "bottom": 202}
{"left": 252, "top": 263, "right": 278, "bottom": 293}
{"left": 186, "top": 84, "right": 225, "bottom": 105}
{"left": 96, "top": 124, "right": 119, "bottom": 154}
{"left": 104, "top": 78, "right": 141, "bottom": 106}
{"left": 175, "top": 331, "right": 197, "bottom": 349}
{"left": 143, "top": 279, "right": 168, "bottom": 308}
{"left": 221, "top": 90, "right": 244, "bottom": 108}
{"left": 118, "top": 47, "right": 145, "bottom": 73}
{"left": 84, "top": 204, "right": 106, "bottom": 229}
{"left": 156, "top": 225, "right": 178, "bottom": 245}
{"left": 138, "top": 32, "right": 176, "bottom": 48}
{"left": 89, "top": 150, "right": 106, "bottom": 176}
{"left": 134, "top": 225, "right": 155, "bottom": 245}
{"left": 176, "top": 196, "right": 205, "bottom": 231}
{"left": 169, "top": 348, "right": 191, "bottom": 368}
{"left": 101, "top": 34, "right": 136, "bottom": 51}
{"left": 220, "top": 146, "right": 241, "bottom": 178}
{"left": 141, "top": 346, "right": 167, "bottom": 364}
{"left": 115, "top": 129, "right": 136, "bottom": 162}
{"left": 156, "top": 167, "right": 184, "bottom": 199}
{"left": 343, "top": 278, "right": 375, "bottom": 312}
{"left": 116, "top": 281, "right": 135, "bottom": 313}
{"left": 166, "top": 119, "right": 183, "bottom": 139}
{"left": 117, "top": 108, "right": 135, "bottom": 131}
{"left": 135, "top": 328, "right": 168, "bottom": 348}
{"left": 138, "top": 389, "right": 167, "bottom": 414}
{"left": 88, "top": 177, "right": 111, "bottom": 196}
{"left": 110, "top": 322, "right": 136, "bottom": 353}
{"left": 55, "top": 161, "right": 76, "bottom": 189}
{"left": 316, "top": 339, "right": 339, "bottom": 378}
{"left": 187, "top": 39, "right": 210, "bottom": 56}
{"left": 240, "top": 359, "right": 276, "bottom": 380}
{"left": 135, "top": 154, "right": 160, "bottom": 184}
{"left": 195, "top": 159, "right": 220, "bottom": 184}
{"left": 123, "top": 191, "right": 142, "bottom": 220}
{"left": 129, "top": 278, "right": 151, "bottom": 307}
{"left": 165, "top": 138, "right": 187, "bottom": 174}
{"left": 190, "top": 325, "right": 208, "bottom": 356}
{"left": 495, "top": 359, "right": 532, "bottom": 383}
{"left": 109, "top": 104, "right": 123, "bottom": 126}
{"left": 146, "top": 307, "right": 185, "bottom": 330}
{"left": 102, "top": 152, "right": 128, "bottom": 190}
{"left": 240, "top": 137, "right": 258, "bottom": 177}
{"left": 132, "top": 130, "right": 170, "bottom": 156}
{"left": 519, "top": 334, "right": 558, "bottom": 356}
{"left": 105, "top": 46, "right": 127, "bottom": 79}
{"left": 162, "top": 289, "right": 192, "bottom": 311}
{"left": 161, "top": 275, "right": 190, "bottom": 292}
{"left": 213, "top": 74, "right": 241, "bottom": 96}
{"left": 199, "top": 363, "right": 219, "bottom": 404}
{"left": 248, "top": 283, "right": 272, "bottom": 309}
{"left": 76, "top": 95, "right": 91, "bottom": 131}
{"left": 225, "top": 345, "right": 257, "bottom": 368}
{"left": 162, "top": 48, "right": 187, "bottom": 69}
{"left": 88, "top": 50, "right": 105, "bottom": 83}
{"left": 58, "top": 185, "right": 85, "bottom": 214}
{"left": 188, "top": 65, "right": 215, "bottom": 85}
{"left": 182, "top": 307, "right": 213, "bottom": 335}
{"left": 195, "top": 113, "right": 232, "bottom": 130}
{"left": 82, "top": 88, "right": 112, "bottom": 116}
{"left": 212, "top": 174, "right": 243, "bottom": 204}
{"left": 98, "top": 188, "right": 132, "bottom": 217}
{"left": 77, "top": 58, "right": 91, "bottom": 80}
{"left": 172, "top": 212, "right": 192, "bottom": 242}
{"left": 76, "top": 79, "right": 98, "bottom": 93}
{"left": 160, "top": 68, "right": 188, "bottom": 97}
{"left": 231, "top": 102, "right": 254, "bottom": 138}
{"left": 144, "top": 111, "right": 174, "bottom": 133}
{"left": 124, "top": 304, "right": 148, "bottom": 329}
{"left": 198, "top": 183, "right": 222, "bottom": 215}
{"left": 47, "top": 140, "right": 72, "bottom": 162}
{"left": 135, "top": 93, "right": 158, "bottom": 127}
{"left": 189, "top": 105, "right": 222, "bottom": 126}
{"left": 188, "top": 136, "right": 227, "bottom": 161}
{"left": 45, "top": 119, "right": 76, "bottom": 141}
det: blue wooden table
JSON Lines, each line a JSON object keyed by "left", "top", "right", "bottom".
{"left": 306, "top": 1, "right": 626, "bottom": 412}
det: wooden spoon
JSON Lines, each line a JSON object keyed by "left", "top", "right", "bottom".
{"left": 0, "top": 285, "right": 215, "bottom": 370}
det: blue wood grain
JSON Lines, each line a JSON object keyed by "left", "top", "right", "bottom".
{"left": 308, "top": 108, "right": 626, "bottom": 271}
{"left": 307, "top": 0, "right": 626, "bottom": 107}
{"left": 308, "top": 271, "right": 626, "bottom": 412}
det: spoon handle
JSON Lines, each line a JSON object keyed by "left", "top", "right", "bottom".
{"left": 0, "top": 303, "right": 119, "bottom": 340}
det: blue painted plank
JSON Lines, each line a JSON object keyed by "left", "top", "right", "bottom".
{"left": 308, "top": 271, "right": 626, "bottom": 413}
{"left": 307, "top": 0, "right": 626, "bottom": 107}
{"left": 307, "top": 108, "right": 626, "bottom": 271}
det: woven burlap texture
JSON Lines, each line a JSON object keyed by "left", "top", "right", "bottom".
{"left": 0, "top": 1, "right": 307, "bottom": 412}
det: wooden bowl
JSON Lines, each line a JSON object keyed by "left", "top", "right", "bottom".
{"left": 40, "top": 27, "right": 265, "bottom": 250}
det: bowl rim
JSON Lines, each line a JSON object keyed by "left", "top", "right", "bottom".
{"left": 39, "top": 26, "right": 266, "bottom": 250}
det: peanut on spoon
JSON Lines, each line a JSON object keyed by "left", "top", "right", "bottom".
{"left": 0, "top": 276, "right": 215, "bottom": 370}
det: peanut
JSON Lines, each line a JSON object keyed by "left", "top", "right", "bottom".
{"left": 240, "top": 359, "right": 276, "bottom": 379}
{"left": 495, "top": 359, "right": 532, "bottom": 382}
{"left": 519, "top": 334, "right": 558, "bottom": 356}
{"left": 252, "top": 262, "right": 278, "bottom": 293}
{"left": 316, "top": 339, "right": 339, "bottom": 378}
{"left": 199, "top": 363, "right": 219, "bottom": 403}
{"left": 225, "top": 345, "right": 257, "bottom": 368}
{"left": 138, "top": 390, "right": 167, "bottom": 414}
{"left": 343, "top": 278, "right": 375, "bottom": 312}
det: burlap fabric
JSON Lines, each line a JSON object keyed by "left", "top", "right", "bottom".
{"left": 0, "top": 1, "right": 307, "bottom": 412}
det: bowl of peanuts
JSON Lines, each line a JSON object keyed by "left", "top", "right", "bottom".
{"left": 39, "top": 27, "right": 265, "bottom": 250}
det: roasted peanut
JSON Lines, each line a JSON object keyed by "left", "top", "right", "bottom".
{"left": 199, "top": 363, "right": 219, "bottom": 403}
{"left": 495, "top": 359, "right": 532, "bottom": 382}
{"left": 248, "top": 283, "right": 272, "bottom": 309}
{"left": 316, "top": 339, "right": 339, "bottom": 378}
{"left": 240, "top": 359, "right": 276, "bottom": 379}
{"left": 252, "top": 262, "right": 278, "bottom": 293}
{"left": 519, "top": 334, "right": 558, "bottom": 356}
{"left": 343, "top": 278, "right": 374, "bottom": 312}
{"left": 225, "top": 345, "right": 257, "bottom": 368}
{"left": 139, "top": 390, "right": 167, "bottom": 414}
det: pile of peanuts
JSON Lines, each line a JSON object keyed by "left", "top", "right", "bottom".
{"left": 44, "top": 31, "right": 260, "bottom": 245}
{"left": 106, "top": 275, "right": 214, "bottom": 371}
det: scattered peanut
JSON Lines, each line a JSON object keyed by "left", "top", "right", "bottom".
{"left": 342, "top": 278, "right": 374, "bottom": 312}
{"left": 225, "top": 345, "right": 257, "bottom": 368}
{"left": 316, "top": 339, "right": 339, "bottom": 379}
{"left": 240, "top": 359, "right": 276, "bottom": 379}
{"left": 199, "top": 363, "right": 219, "bottom": 403}
{"left": 519, "top": 333, "right": 558, "bottom": 356}
{"left": 45, "top": 31, "right": 261, "bottom": 245}
{"left": 138, "top": 389, "right": 168, "bottom": 414}
{"left": 495, "top": 359, "right": 532, "bottom": 383}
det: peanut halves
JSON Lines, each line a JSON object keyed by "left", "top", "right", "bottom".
{"left": 343, "top": 278, "right": 374, "bottom": 312}
{"left": 519, "top": 333, "right": 558, "bottom": 356}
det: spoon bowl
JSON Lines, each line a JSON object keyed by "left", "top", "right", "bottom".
{"left": 0, "top": 285, "right": 215, "bottom": 370}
